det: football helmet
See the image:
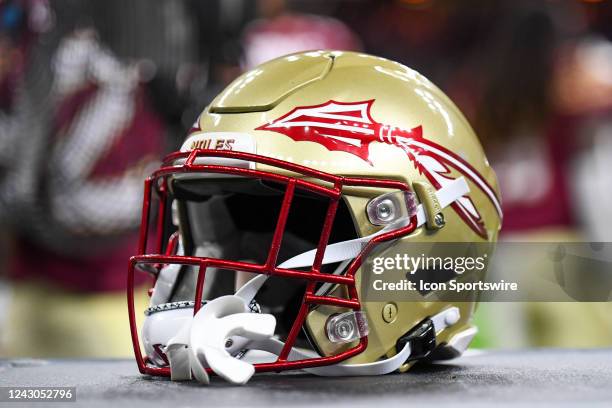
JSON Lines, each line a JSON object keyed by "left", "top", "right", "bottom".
{"left": 127, "top": 51, "right": 502, "bottom": 384}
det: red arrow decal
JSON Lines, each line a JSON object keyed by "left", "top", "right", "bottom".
{"left": 256, "top": 99, "right": 502, "bottom": 239}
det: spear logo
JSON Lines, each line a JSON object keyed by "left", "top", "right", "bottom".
{"left": 256, "top": 99, "right": 502, "bottom": 239}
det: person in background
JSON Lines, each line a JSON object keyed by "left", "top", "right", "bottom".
{"left": 0, "top": 0, "right": 204, "bottom": 357}
{"left": 241, "top": 0, "right": 361, "bottom": 71}
{"left": 0, "top": 0, "right": 53, "bottom": 355}
{"left": 453, "top": 1, "right": 612, "bottom": 348}
{"left": 2, "top": 27, "right": 164, "bottom": 357}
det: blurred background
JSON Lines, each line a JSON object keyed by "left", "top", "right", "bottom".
{"left": 1, "top": 0, "right": 611, "bottom": 358}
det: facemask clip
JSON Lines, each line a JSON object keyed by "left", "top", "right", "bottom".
{"left": 366, "top": 190, "right": 417, "bottom": 226}
{"left": 326, "top": 311, "right": 369, "bottom": 344}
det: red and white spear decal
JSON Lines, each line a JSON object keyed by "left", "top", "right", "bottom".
{"left": 257, "top": 99, "right": 502, "bottom": 239}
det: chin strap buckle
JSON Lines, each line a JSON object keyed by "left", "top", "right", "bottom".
{"left": 396, "top": 319, "right": 436, "bottom": 362}
{"left": 396, "top": 306, "right": 461, "bottom": 363}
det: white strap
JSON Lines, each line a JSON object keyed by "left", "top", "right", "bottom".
{"left": 415, "top": 177, "right": 469, "bottom": 227}
{"left": 431, "top": 306, "right": 460, "bottom": 333}
{"left": 165, "top": 300, "right": 461, "bottom": 382}
{"left": 235, "top": 274, "right": 268, "bottom": 303}
{"left": 305, "top": 341, "right": 411, "bottom": 377}
{"left": 166, "top": 321, "right": 195, "bottom": 381}
{"left": 278, "top": 177, "right": 470, "bottom": 269}
{"left": 314, "top": 258, "right": 352, "bottom": 296}
{"left": 245, "top": 306, "right": 461, "bottom": 377}
{"left": 248, "top": 337, "right": 412, "bottom": 376}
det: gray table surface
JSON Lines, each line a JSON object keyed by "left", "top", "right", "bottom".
{"left": 1, "top": 349, "right": 611, "bottom": 407}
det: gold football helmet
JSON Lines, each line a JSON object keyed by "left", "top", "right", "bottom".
{"left": 128, "top": 50, "right": 502, "bottom": 384}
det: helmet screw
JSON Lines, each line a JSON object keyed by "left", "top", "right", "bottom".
{"left": 434, "top": 213, "right": 445, "bottom": 228}
{"left": 382, "top": 303, "right": 398, "bottom": 323}
{"left": 225, "top": 338, "right": 233, "bottom": 348}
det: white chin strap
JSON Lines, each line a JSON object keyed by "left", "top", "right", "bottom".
{"left": 165, "top": 285, "right": 461, "bottom": 384}
{"left": 162, "top": 177, "right": 469, "bottom": 385}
